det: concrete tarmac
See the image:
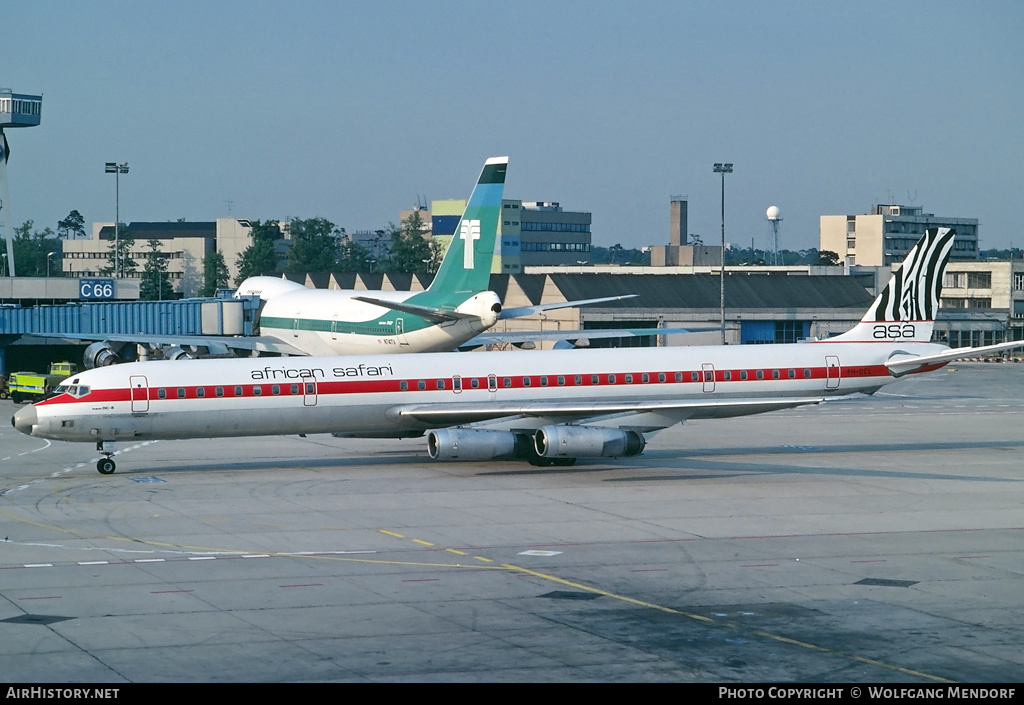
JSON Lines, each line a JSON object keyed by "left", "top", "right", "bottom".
{"left": 1, "top": 363, "right": 1022, "bottom": 682}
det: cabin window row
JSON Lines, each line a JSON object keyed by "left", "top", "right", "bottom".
{"left": 395, "top": 368, "right": 816, "bottom": 391}
{"left": 155, "top": 384, "right": 315, "bottom": 399}
{"left": 151, "top": 367, "right": 820, "bottom": 400}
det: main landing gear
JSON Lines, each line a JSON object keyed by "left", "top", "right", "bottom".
{"left": 96, "top": 441, "right": 116, "bottom": 475}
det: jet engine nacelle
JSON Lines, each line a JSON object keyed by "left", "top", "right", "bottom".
{"left": 427, "top": 428, "right": 533, "bottom": 461}
{"left": 534, "top": 425, "right": 646, "bottom": 459}
{"left": 84, "top": 341, "right": 125, "bottom": 369}
{"left": 162, "top": 346, "right": 196, "bottom": 361}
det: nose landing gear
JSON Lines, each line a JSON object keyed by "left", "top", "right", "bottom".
{"left": 96, "top": 441, "right": 117, "bottom": 475}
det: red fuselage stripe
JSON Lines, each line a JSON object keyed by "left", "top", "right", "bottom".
{"left": 37, "top": 363, "right": 893, "bottom": 407}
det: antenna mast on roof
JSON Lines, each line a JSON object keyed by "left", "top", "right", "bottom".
{"left": 765, "top": 205, "right": 783, "bottom": 266}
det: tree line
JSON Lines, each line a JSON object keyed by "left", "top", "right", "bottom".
{"left": 3, "top": 210, "right": 442, "bottom": 298}
{"left": 232, "top": 211, "right": 442, "bottom": 286}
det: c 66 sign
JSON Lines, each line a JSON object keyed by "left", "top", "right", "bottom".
{"left": 79, "top": 279, "right": 115, "bottom": 300}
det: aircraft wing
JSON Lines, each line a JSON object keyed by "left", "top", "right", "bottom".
{"left": 886, "top": 341, "right": 1024, "bottom": 376}
{"left": 389, "top": 396, "right": 824, "bottom": 427}
{"left": 498, "top": 294, "right": 638, "bottom": 319}
{"left": 23, "top": 332, "right": 308, "bottom": 357}
{"left": 460, "top": 327, "right": 697, "bottom": 348}
{"left": 351, "top": 295, "right": 483, "bottom": 324}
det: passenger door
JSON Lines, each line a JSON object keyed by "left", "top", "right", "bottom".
{"left": 130, "top": 375, "right": 149, "bottom": 413}
{"left": 702, "top": 363, "right": 715, "bottom": 393}
{"left": 825, "top": 355, "right": 841, "bottom": 389}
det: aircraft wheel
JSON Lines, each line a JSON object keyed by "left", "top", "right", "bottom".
{"left": 97, "top": 458, "right": 116, "bottom": 475}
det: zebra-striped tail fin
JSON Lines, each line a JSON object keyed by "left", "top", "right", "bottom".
{"left": 830, "top": 227, "right": 955, "bottom": 343}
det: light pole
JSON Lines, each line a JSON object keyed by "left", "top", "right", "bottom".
{"left": 105, "top": 161, "right": 129, "bottom": 277}
{"left": 1, "top": 253, "right": 7, "bottom": 277}
{"left": 46, "top": 251, "right": 55, "bottom": 278}
{"left": 713, "top": 162, "right": 733, "bottom": 345}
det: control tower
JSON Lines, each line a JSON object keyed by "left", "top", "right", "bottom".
{"left": 1, "top": 89, "right": 43, "bottom": 277}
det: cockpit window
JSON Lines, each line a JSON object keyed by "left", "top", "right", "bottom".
{"left": 55, "top": 384, "right": 90, "bottom": 398}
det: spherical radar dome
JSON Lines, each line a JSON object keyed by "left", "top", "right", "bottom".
{"left": 766, "top": 205, "right": 781, "bottom": 221}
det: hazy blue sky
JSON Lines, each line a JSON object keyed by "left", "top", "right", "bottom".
{"left": 4, "top": 1, "right": 1023, "bottom": 254}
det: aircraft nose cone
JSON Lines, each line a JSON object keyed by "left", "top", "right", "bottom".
{"left": 12, "top": 404, "right": 37, "bottom": 436}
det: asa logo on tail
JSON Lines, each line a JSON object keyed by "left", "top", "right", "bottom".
{"left": 460, "top": 219, "right": 481, "bottom": 269}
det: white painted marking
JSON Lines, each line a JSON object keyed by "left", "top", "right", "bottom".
{"left": 242, "top": 554, "right": 270, "bottom": 559}
{"left": 283, "top": 550, "right": 377, "bottom": 556}
{"left": 518, "top": 550, "right": 562, "bottom": 557}
{"left": 460, "top": 219, "right": 481, "bottom": 269}
{"left": 188, "top": 556, "right": 217, "bottom": 561}
{"left": 25, "top": 563, "right": 54, "bottom": 568}
{"left": 134, "top": 558, "right": 165, "bottom": 563}
{"left": 78, "top": 561, "right": 109, "bottom": 566}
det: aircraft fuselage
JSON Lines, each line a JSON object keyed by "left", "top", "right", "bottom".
{"left": 15, "top": 340, "right": 949, "bottom": 444}
{"left": 257, "top": 289, "right": 501, "bottom": 355}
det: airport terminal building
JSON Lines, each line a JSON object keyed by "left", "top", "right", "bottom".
{"left": 821, "top": 204, "right": 979, "bottom": 266}
{"left": 61, "top": 219, "right": 253, "bottom": 297}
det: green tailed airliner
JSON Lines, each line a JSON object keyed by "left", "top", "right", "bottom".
{"left": 236, "top": 156, "right": 635, "bottom": 356}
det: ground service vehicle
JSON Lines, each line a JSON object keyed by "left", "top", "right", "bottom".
{"left": 8, "top": 362, "right": 79, "bottom": 403}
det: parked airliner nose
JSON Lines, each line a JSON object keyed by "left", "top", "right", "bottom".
{"left": 12, "top": 404, "right": 37, "bottom": 436}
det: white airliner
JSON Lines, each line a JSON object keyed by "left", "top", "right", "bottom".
{"left": 14, "top": 228, "right": 1021, "bottom": 474}
{"left": 73, "top": 156, "right": 642, "bottom": 365}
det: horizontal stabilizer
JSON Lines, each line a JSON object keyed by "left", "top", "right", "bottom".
{"left": 886, "top": 341, "right": 1024, "bottom": 376}
{"left": 499, "top": 294, "right": 638, "bottom": 319}
{"left": 351, "top": 295, "right": 482, "bottom": 324}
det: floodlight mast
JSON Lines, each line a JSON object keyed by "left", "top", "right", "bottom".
{"left": 713, "top": 163, "right": 733, "bottom": 345}
{"left": 105, "top": 162, "right": 129, "bottom": 278}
